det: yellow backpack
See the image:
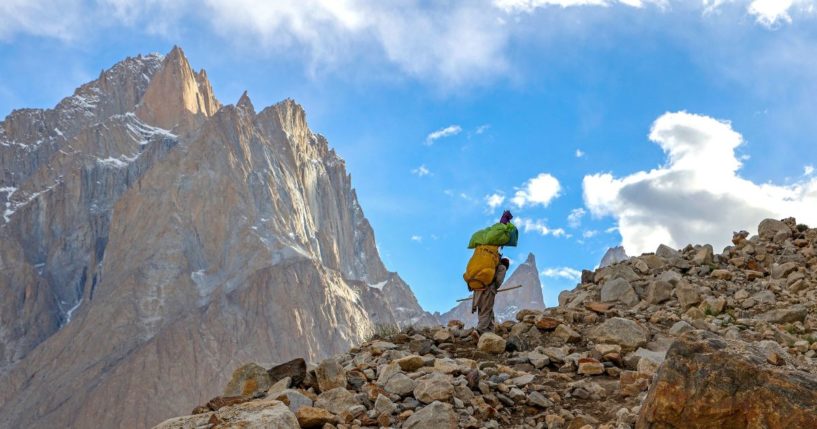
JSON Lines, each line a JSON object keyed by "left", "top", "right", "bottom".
{"left": 463, "top": 245, "right": 500, "bottom": 291}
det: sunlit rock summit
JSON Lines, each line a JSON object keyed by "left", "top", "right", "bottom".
{"left": 0, "top": 46, "right": 434, "bottom": 429}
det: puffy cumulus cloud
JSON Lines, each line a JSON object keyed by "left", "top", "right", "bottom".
{"left": 806, "top": 165, "right": 815, "bottom": 176}
{"left": 515, "top": 217, "right": 568, "bottom": 237}
{"left": 748, "top": 0, "right": 795, "bottom": 27}
{"left": 540, "top": 267, "right": 582, "bottom": 280}
{"left": 583, "top": 111, "right": 817, "bottom": 255}
{"left": 511, "top": 173, "right": 562, "bottom": 208}
{"left": 485, "top": 193, "right": 506, "bottom": 210}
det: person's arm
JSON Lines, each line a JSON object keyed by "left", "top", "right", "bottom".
{"left": 494, "top": 264, "right": 507, "bottom": 288}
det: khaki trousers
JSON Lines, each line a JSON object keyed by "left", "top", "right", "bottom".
{"left": 472, "top": 284, "right": 497, "bottom": 334}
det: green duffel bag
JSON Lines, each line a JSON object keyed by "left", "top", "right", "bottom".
{"left": 467, "top": 222, "right": 518, "bottom": 249}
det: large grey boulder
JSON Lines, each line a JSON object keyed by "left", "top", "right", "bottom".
{"left": 601, "top": 278, "right": 639, "bottom": 306}
{"left": 589, "top": 317, "right": 649, "bottom": 350}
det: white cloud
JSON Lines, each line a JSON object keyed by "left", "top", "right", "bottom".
{"left": 540, "top": 267, "right": 582, "bottom": 281}
{"left": 567, "top": 207, "right": 586, "bottom": 228}
{"left": 0, "top": 0, "right": 84, "bottom": 41}
{"left": 410, "top": 235, "right": 423, "bottom": 242}
{"left": 805, "top": 165, "right": 814, "bottom": 176}
{"left": 516, "top": 217, "right": 567, "bottom": 237}
{"left": 485, "top": 193, "right": 506, "bottom": 210}
{"left": 411, "top": 165, "right": 431, "bottom": 177}
{"left": 605, "top": 226, "right": 619, "bottom": 233}
{"left": 575, "top": 149, "right": 585, "bottom": 158}
{"left": 475, "top": 124, "right": 491, "bottom": 134}
{"left": 747, "top": 0, "right": 794, "bottom": 27}
{"left": 2, "top": 0, "right": 811, "bottom": 88}
{"left": 511, "top": 173, "right": 562, "bottom": 208}
{"left": 425, "top": 125, "right": 462, "bottom": 145}
{"left": 583, "top": 111, "right": 817, "bottom": 256}
{"left": 493, "top": 0, "right": 668, "bottom": 13}
{"left": 0, "top": 1, "right": 510, "bottom": 86}
{"left": 582, "top": 229, "right": 598, "bottom": 238}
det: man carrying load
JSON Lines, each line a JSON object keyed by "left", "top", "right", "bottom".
{"left": 463, "top": 210, "right": 518, "bottom": 335}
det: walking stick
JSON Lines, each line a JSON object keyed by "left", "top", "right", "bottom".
{"left": 455, "top": 285, "right": 524, "bottom": 302}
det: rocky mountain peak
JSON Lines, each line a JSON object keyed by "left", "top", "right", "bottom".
{"left": 236, "top": 90, "right": 256, "bottom": 115}
{"left": 136, "top": 46, "right": 221, "bottom": 130}
{"left": 0, "top": 46, "right": 434, "bottom": 429}
{"left": 599, "top": 245, "right": 628, "bottom": 268}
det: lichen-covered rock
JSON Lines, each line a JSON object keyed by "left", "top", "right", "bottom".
{"left": 224, "top": 363, "right": 272, "bottom": 397}
{"left": 638, "top": 331, "right": 817, "bottom": 429}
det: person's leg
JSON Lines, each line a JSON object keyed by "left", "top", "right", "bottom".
{"left": 476, "top": 286, "right": 497, "bottom": 333}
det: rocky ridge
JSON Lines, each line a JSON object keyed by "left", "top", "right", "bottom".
{"left": 0, "top": 47, "right": 435, "bottom": 429}
{"left": 156, "top": 217, "right": 817, "bottom": 428}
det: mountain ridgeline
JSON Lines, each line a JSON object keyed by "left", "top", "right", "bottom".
{"left": 0, "top": 47, "right": 435, "bottom": 429}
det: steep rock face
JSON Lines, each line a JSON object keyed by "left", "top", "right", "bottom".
{"left": 0, "top": 47, "right": 433, "bottom": 429}
{"left": 0, "top": 53, "right": 172, "bottom": 370}
{"left": 438, "top": 253, "right": 545, "bottom": 327}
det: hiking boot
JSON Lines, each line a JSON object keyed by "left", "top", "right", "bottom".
{"left": 469, "top": 329, "right": 480, "bottom": 343}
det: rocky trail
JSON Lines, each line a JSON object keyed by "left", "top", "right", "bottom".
{"left": 154, "top": 217, "right": 817, "bottom": 429}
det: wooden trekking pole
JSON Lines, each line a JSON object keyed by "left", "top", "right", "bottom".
{"left": 455, "top": 285, "right": 524, "bottom": 302}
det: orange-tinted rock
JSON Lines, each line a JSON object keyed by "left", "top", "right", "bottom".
{"left": 535, "top": 317, "right": 562, "bottom": 330}
{"left": 585, "top": 302, "right": 613, "bottom": 314}
{"left": 206, "top": 395, "right": 251, "bottom": 411}
{"left": 577, "top": 358, "right": 604, "bottom": 376}
{"left": 295, "top": 406, "right": 337, "bottom": 428}
{"left": 637, "top": 331, "right": 817, "bottom": 429}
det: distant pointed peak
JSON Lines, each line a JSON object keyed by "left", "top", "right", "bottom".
{"left": 167, "top": 45, "right": 184, "bottom": 58}
{"left": 524, "top": 253, "right": 536, "bottom": 265}
{"left": 237, "top": 91, "right": 255, "bottom": 113}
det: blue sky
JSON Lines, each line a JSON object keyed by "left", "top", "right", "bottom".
{"left": 2, "top": 0, "right": 817, "bottom": 313}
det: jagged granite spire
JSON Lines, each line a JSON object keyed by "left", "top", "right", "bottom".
{"left": 136, "top": 46, "right": 221, "bottom": 130}
{"left": 0, "top": 46, "right": 434, "bottom": 429}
